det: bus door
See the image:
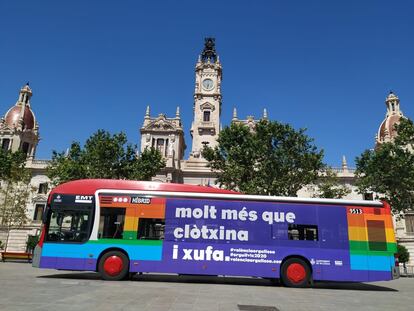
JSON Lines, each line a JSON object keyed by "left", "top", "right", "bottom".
{"left": 318, "top": 205, "right": 351, "bottom": 280}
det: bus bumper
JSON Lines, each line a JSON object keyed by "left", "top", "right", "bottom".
{"left": 32, "top": 245, "right": 42, "bottom": 268}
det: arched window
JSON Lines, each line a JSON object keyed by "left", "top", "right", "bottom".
{"left": 156, "top": 138, "right": 164, "bottom": 153}
{"left": 1, "top": 139, "right": 10, "bottom": 151}
{"left": 203, "top": 111, "right": 211, "bottom": 122}
{"left": 21, "top": 142, "right": 30, "bottom": 155}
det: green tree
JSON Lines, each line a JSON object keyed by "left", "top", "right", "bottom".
{"left": 47, "top": 130, "right": 166, "bottom": 185}
{"left": 397, "top": 244, "right": 410, "bottom": 264}
{"left": 0, "top": 149, "right": 27, "bottom": 180}
{"left": 355, "top": 118, "right": 414, "bottom": 214}
{"left": 26, "top": 235, "right": 39, "bottom": 253}
{"left": 202, "top": 120, "right": 324, "bottom": 196}
{"left": 311, "top": 167, "right": 351, "bottom": 199}
{"left": 0, "top": 149, "right": 31, "bottom": 250}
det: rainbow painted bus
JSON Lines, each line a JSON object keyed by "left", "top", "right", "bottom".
{"left": 32, "top": 179, "right": 399, "bottom": 287}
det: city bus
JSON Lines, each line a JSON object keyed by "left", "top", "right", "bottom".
{"left": 32, "top": 179, "right": 399, "bottom": 287}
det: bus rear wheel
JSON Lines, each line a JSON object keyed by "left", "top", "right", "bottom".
{"left": 281, "top": 258, "right": 311, "bottom": 288}
{"left": 98, "top": 251, "right": 129, "bottom": 281}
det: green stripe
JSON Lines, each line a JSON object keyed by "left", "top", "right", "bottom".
{"left": 349, "top": 240, "right": 397, "bottom": 255}
{"left": 123, "top": 231, "right": 137, "bottom": 240}
{"left": 89, "top": 239, "right": 163, "bottom": 246}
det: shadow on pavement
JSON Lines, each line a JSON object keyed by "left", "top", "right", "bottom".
{"left": 313, "top": 281, "right": 398, "bottom": 292}
{"left": 38, "top": 272, "right": 101, "bottom": 280}
{"left": 38, "top": 272, "right": 398, "bottom": 292}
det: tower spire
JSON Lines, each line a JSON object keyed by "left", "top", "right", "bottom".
{"left": 342, "top": 155, "right": 348, "bottom": 172}
{"left": 385, "top": 91, "right": 401, "bottom": 116}
{"left": 263, "top": 108, "right": 268, "bottom": 120}
{"left": 232, "top": 107, "right": 238, "bottom": 121}
{"left": 145, "top": 105, "right": 150, "bottom": 119}
{"left": 176, "top": 106, "right": 180, "bottom": 118}
{"left": 200, "top": 38, "right": 217, "bottom": 63}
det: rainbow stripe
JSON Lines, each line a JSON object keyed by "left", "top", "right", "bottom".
{"left": 347, "top": 206, "right": 396, "bottom": 272}
{"left": 41, "top": 239, "right": 163, "bottom": 260}
{"left": 100, "top": 196, "right": 166, "bottom": 241}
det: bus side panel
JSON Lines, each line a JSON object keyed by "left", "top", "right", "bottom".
{"left": 135, "top": 198, "right": 342, "bottom": 279}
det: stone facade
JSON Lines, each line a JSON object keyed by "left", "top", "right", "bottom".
{"left": 140, "top": 106, "right": 185, "bottom": 183}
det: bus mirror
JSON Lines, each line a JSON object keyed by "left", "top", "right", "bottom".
{"left": 42, "top": 205, "right": 50, "bottom": 224}
{"left": 57, "top": 214, "right": 63, "bottom": 226}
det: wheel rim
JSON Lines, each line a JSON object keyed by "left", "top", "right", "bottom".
{"left": 103, "top": 255, "right": 124, "bottom": 276}
{"left": 286, "top": 263, "right": 306, "bottom": 283}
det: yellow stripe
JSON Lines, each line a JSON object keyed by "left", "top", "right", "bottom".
{"left": 385, "top": 228, "right": 396, "bottom": 243}
{"left": 348, "top": 226, "right": 367, "bottom": 241}
{"left": 124, "top": 216, "right": 137, "bottom": 231}
{"left": 348, "top": 226, "right": 395, "bottom": 243}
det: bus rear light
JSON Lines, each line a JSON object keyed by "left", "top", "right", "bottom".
{"left": 38, "top": 224, "right": 47, "bottom": 248}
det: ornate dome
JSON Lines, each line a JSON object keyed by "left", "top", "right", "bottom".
{"left": 4, "top": 105, "right": 35, "bottom": 130}
{"left": 376, "top": 91, "right": 404, "bottom": 145}
{"left": 2, "top": 83, "right": 36, "bottom": 131}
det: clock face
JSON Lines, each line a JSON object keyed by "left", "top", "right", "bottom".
{"left": 202, "top": 79, "right": 214, "bottom": 90}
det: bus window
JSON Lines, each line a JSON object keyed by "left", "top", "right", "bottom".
{"left": 46, "top": 209, "right": 91, "bottom": 242}
{"left": 137, "top": 218, "right": 165, "bottom": 240}
{"left": 367, "top": 220, "right": 387, "bottom": 251}
{"left": 288, "top": 224, "right": 318, "bottom": 241}
{"left": 98, "top": 207, "right": 126, "bottom": 239}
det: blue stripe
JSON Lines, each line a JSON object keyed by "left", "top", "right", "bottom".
{"left": 350, "top": 254, "right": 393, "bottom": 271}
{"left": 42, "top": 243, "right": 162, "bottom": 261}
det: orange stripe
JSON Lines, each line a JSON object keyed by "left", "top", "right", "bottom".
{"left": 347, "top": 214, "right": 365, "bottom": 227}
{"left": 364, "top": 214, "right": 394, "bottom": 228}
{"left": 347, "top": 211, "right": 394, "bottom": 228}
{"left": 136, "top": 203, "right": 165, "bottom": 218}
{"left": 99, "top": 196, "right": 166, "bottom": 208}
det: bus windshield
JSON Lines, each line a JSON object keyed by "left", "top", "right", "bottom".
{"left": 44, "top": 194, "right": 95, "bottom": 243}
{"left": 46, "top": 208, "right": 92, "bottom": 243}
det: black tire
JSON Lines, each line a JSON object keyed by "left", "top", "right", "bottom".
{"left": 98, "top": 251, "right": 129, "bottom": 281}
{"left": 280, "top": 257, "right": 311, "bottom": 288}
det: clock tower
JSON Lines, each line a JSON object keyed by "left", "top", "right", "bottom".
{"left": 189, "top": 38, "right": 222, "bottom": 158}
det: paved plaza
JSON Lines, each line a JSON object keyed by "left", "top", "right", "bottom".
{"left": 0, "top": 262, "right": 413, "bottom": 311}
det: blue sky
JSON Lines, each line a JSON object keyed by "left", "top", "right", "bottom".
{"left": 1, "top": 0, "right": 413, "bottom": 167}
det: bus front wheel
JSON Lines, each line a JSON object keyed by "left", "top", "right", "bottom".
{"left": 98, "top": 251, "right": 129, "bottom": 281}
{"left": 280, "top": 258, "right": 311, "bottom": 288}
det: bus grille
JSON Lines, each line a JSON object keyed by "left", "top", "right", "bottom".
{"left": 100, "top": 196, "right": 113, "bottom": 204}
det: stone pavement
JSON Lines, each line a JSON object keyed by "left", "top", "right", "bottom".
{"left": 0, "top": 262, "right": 413, "bottom": 311}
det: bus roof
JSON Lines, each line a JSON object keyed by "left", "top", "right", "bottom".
{"left": 48, "top": 179, "right": 384, "bottom": 207}
{"left": 49, "top": 179, "right": 239, "bottom": 198}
